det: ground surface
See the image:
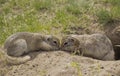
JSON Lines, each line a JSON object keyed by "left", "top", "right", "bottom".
{"left": 0, "top": 50, "right": 120, "bottom": 76}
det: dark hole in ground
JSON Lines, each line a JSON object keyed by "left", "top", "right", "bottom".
{"left": 114, "top": 46, "right": 120, "bottom": 60}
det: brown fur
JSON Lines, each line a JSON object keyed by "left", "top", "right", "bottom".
{"left": 3, "top": 32, "right": 60, "bottom": 64}
{"left": 61, "top": 34, "right": 115, "bottom": 61}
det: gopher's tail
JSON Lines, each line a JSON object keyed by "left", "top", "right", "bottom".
{"left": 0, "top": 48, "right": 31, "bottom": 65}
{"left": 5, "top": 54, "right": 31, "bottom": 65}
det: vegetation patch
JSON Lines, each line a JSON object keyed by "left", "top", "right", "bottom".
{"left": 0, "top": 0, "right": 120, "bottom": 45}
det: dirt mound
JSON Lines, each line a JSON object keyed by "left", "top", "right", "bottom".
{"left": 1, "top": 51, "right": 120, "bottom": 76}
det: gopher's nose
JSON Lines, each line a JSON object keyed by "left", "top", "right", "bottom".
{"left": 61, "top": 47, "right": 65, "bottom": 51}
{"left": 59, "top": 45, "right": 63, "bottom": 50}
{"left": 57, "top": 47, "right": 61, "bottom": 50}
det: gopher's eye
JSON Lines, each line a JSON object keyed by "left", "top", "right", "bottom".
{"left": 53, "top": 40, "right": 57, "bottom": 44}
{"left": 64, "top": 42, "right": 68, "bottom": 46}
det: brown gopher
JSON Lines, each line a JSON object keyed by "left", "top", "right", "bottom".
{"left": 61, "top": 34, "right": 115, "bottom": 60}
{"left": 3, "top": 32, "right": 60, "bottom": 64}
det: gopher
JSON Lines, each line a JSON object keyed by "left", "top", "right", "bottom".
{"left": 3, "top": 32, "right": 60, "bottom": 64}
{"left": 0, "top": 49, "right": 32, "bottom": 65}
{"left": 61, "top": 34, "right": 115, "bottom": 60}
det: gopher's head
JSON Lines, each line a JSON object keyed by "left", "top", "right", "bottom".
{"left": 61, "top": 36, "right": 80, "bottom": 52}
{"left": 37, "top": 35, "right": 60, "bottom": 51}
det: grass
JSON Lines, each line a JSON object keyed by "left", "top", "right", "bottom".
{"left": 0, "top": 0, "right": 120, "bottom": 45}
{"left": 103, "top": 0, "right": 120, "bottom": 6}
{"left": 71, "top": 62, "right": 83, "bottom": 76}
{"left": 32, "top": 0, "right": 53, "bottom": 11}
{"left": 96, "top": 8, "right": 113, "bottom": 24}
{"left": 96, "top": 0, "right": 120, "bottom": 25}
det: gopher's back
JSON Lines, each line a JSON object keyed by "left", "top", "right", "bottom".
{"left": 4, "top": 32, "right": 33, "bottom": 49}
{"left": 90, "top": 33, "right": 113, "bottom": 52}
{"left": 72, "top": 34, "right": 114, "bottom": 60}
{"left": 90, "top": 34, "right": 114, "bottom": 60}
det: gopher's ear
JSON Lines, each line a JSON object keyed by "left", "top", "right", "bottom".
{"left": 73, "top": 38, "right": 80, "bottom": 47}
{"left": 33, "top": 34, "right": 43, "bottom": 41}
{"left": 69, "top": 38, "right": 75, "bottom": 42}
{"left": 42, "top": 35, "right": 51, "bottom": 41}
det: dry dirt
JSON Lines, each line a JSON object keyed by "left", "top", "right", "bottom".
{"left": 0, "top": 50, "right": 120, "bottom": 76}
